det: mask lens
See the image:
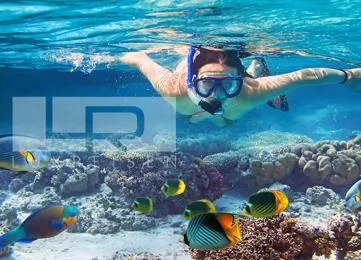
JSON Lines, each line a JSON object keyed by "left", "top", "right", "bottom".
{"left": 195, "top": 79, "right": 215, "bottom": 97}
{"left": 222, "top": 79, "right": 241, "bottom": 96}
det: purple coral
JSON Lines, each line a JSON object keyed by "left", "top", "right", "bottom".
{"left": 200, "top": 166, "right": 224, "bottom": 201}
{"left": 104, "top": 152, "right": 225, "bottom": 216}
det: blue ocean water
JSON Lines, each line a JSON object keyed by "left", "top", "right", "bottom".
{"left": 1, "top": 0, "right": 361, "bottom": 142}
{"left": 1, "top": 1, "right": 361, "bottom": 259}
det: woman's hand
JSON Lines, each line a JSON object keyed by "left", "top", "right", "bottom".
{"left": 347, "top": 68, "right": 361, "bottom": 93}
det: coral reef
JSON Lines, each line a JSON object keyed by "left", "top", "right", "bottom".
{"left": 3, "top": 186, "right": 62, "bottom": 212}
{"left": 188, "top": 211, "right": 361, "bottom": 260}
{"left": 67, "top": 192, "right": 156, "bottom": 234}
{"left": 294, "top": 140, "right": 361, "bottom": 186}
{"left": 104, "top": 152, "right": 224, "bottom": 216}
{"left": 201, "top": 132, "right": 361, "bottom": 188}
{"left": 202, "top": 166, "right": 224, "bottom": 200}
{"left": 1, "top": 130, "right": 360, "bottom": 255}
{"left": 189, "top": 215, "right": 336, "bottom": 260}
{"left": 0, "top": 188, "right": 156, "bottom": 235}
{"left": 249, "top": 138, "right": 361, "bottom": 187}
{"left": 203, "top": 151, "right": 250, "bottom": 187}
{"left": 1, "top": 150, "right": 224, "bottom": 234}
{"left": 251, "top": 152, "right": 299, "bottom": 186}
{"left": 305, "top": 186, "right": 341, "bottom": 207}
{"left": 202, "top": 131, "right": 312, "bottom": 188}
{"left": 0, "top": 203, "right": 19, "bottom": 257}
{"left": 204, "top": 151, "right": 300, "bottom": 187}
{"left": 288, "top": 186, "right": 344, "bottom": 222}
{"left": 326, "top": 212, "right": 361, "bottom": 259}
{"left": 203, "top": 151, "right": 248, "bottom": 175}
{"left": 0, "top": 204, "right": 20, "bottom": 231}
{"left": 348, "top": 134, "right": 361, "bottom": 147}
{"left": 177, "top": 133, "right": 232, "bottom": 157}
{"left": 8, "top": 178, "right": 26, "bottom": 193}
{"left": 24, "top": 157, "right": 101, "bottom": 197}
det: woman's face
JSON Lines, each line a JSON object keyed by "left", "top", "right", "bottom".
{"left": 197, "top": 63, "right": 239, "bottom": 100}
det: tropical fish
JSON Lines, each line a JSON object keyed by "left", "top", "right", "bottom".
{"left": 0, "top": 205, "right": 78, "bottom": 248}
{"left": 0, "top": 135, "right": 51, "bottom": 173}
{"left": 242, "top": 190, "right": 289, "bottom": 218}
{"left": 345, "top": 179, "right": 361, "bottom": 213}
{"left": 161, "top": 179, "right": 186, "bottom": 197}
{"left": 184, "top": 199, "right": 216, "bottom": 220}
{"left": 131, "top": 197, "right": 153, "bottom": 214}
{"left": 183, "top": 213, "right": 242, "bottom": 250}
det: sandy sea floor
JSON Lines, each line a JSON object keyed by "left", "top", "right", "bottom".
{"left": 4, "top": 228, "right": 191, "bottom": 260}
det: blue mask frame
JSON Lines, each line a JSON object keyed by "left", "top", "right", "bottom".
{"left": 187, "top": 45, "right": 199, "bottom": 88}
{"left": 193, "top": 76, "right": 243, "bottom": 98}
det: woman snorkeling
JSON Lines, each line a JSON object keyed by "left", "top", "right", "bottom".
{"left": 119, "top": 45, "right": 361, "bottom": 127}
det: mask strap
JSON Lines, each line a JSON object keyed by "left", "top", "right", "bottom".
{"left": 186, "top": 45, "right": 224, "bottom": 116}
{"left": 187, "top": 45, "right": 201, "bottom": 88}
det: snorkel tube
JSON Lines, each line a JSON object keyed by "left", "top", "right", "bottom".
{"left": 187, "top": 46, "right": 224, "bottom": 115}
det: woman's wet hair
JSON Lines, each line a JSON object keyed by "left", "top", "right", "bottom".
{"left": 192, "top": 47, "right": 246, "bottom": 76}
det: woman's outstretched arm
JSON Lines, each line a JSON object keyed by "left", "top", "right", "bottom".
{"left": 245, "top": 68, "right": 361, "bottom": 103}
{"left": 119, "top": 52, "right": 184, "bottom": 96}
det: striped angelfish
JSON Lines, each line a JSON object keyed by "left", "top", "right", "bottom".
{"left": 183, "top": 213, "right": 241, "bottom": 250}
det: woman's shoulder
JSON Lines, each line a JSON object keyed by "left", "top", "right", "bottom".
{"left": 171, "top": 59, "right": 188, "bottom": 96}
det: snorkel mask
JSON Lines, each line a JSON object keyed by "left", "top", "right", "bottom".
{"left": 187, "top": 46, "right": 244, "bottom": 115}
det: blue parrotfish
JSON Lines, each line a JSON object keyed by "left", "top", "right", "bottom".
{"left": 0, "top": 205, "right": 78, "bottom": 248}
